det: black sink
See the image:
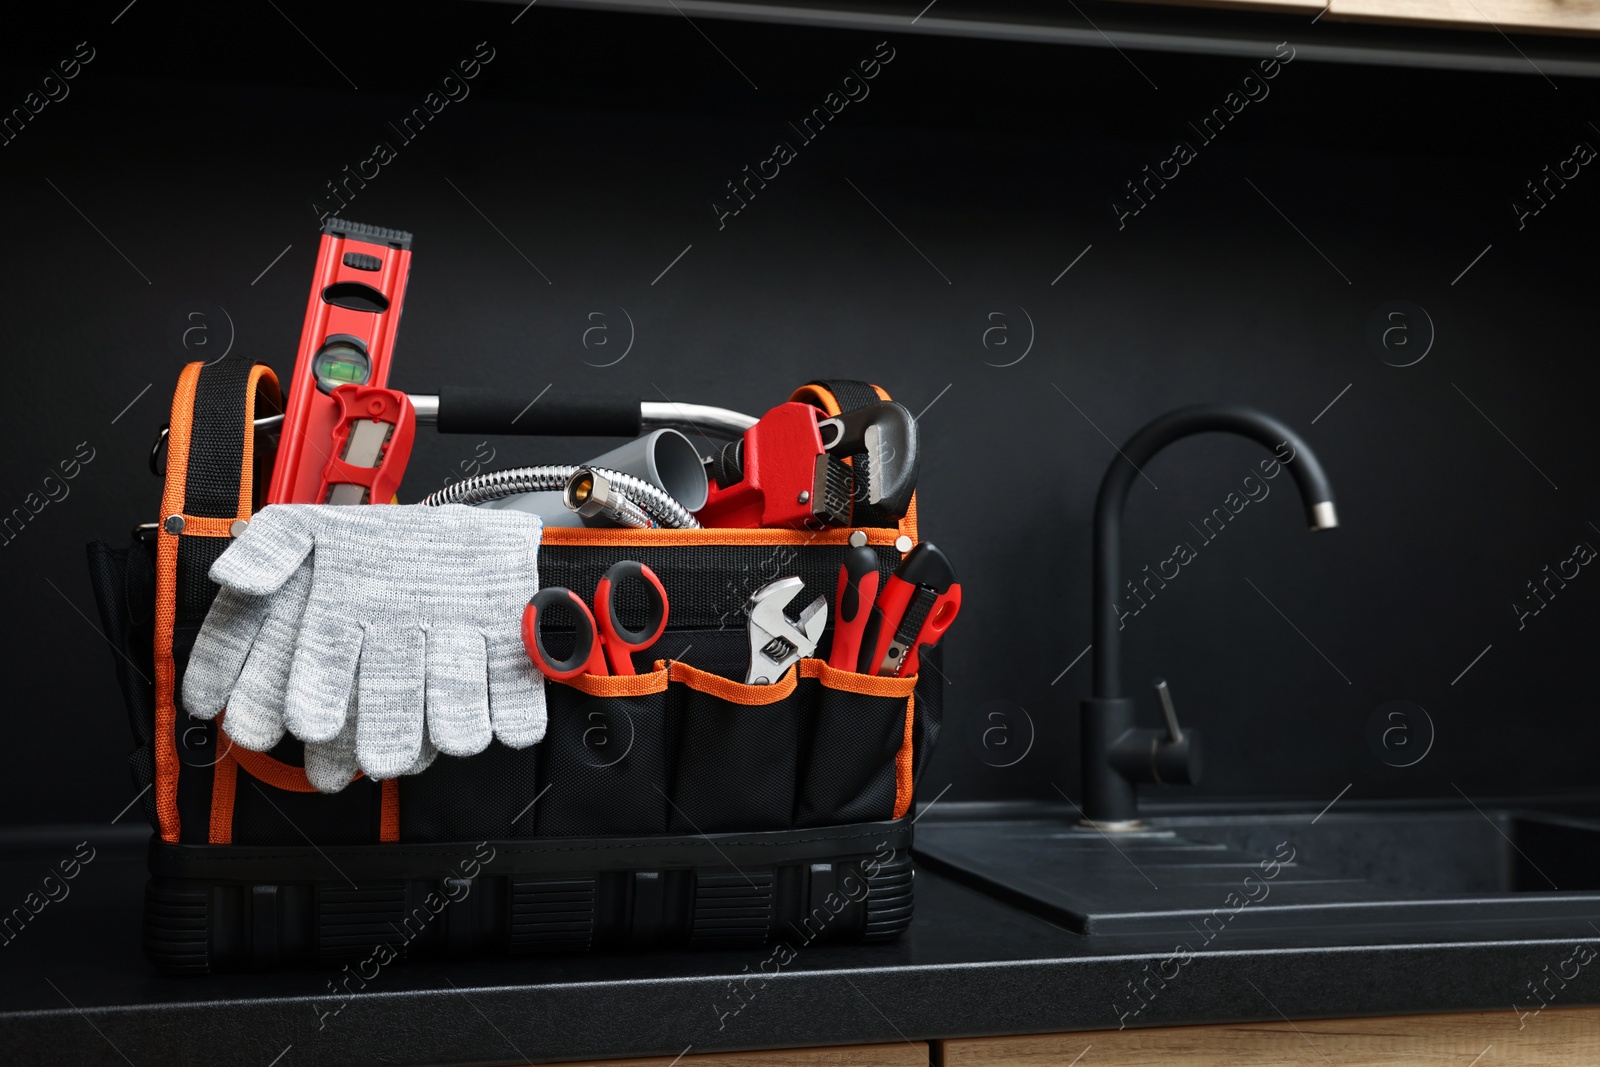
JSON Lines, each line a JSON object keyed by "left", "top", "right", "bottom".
{"left": 913, "top": 807, "right": 1600, "bottom": 935}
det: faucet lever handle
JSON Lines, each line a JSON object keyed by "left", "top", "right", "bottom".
{"left": 1153, "top": 677, "right": 1183, "bottom": 743}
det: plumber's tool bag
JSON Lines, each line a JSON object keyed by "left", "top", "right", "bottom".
{"left": 87, "top": 360, "right": 939, "bottom": 974}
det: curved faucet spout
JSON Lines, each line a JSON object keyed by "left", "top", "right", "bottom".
{"left": 1091, "top": 404, "right": 1337, "bottom": 701}
{"left": 1079, "top": 404, "right": 1338, "bottom": 827}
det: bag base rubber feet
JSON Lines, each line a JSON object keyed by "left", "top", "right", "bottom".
{"left": 141, "top": 819, "right": 915, "bottom": 974}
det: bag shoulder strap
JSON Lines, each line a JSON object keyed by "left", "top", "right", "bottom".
{"left": 153, "top": 359, "right": 280, "bottom": 843}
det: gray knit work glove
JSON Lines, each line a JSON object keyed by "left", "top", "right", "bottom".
{"left": 183, "top": 559, "right": 313, "bottom": 753}
{"left": 184, "top": 556, "right": 438, "bottom": 792}
{"left": 209, "top": 503, "right": 546, "bottom": 779}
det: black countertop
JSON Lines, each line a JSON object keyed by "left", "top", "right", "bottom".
{"left": 4, "top": 823, "right": 1600, "bottom": 1066}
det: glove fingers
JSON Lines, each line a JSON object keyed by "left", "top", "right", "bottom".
{"left": 486, "top": 631, "right": 546, "bottom": 748}
{"left": 305, "top": 700, "right": 434, "bottom": 792}
{"left": 218, "top": 562, "right": 314, "bottom": 751}
{"left": 209, "top": 506, "right": 316, "bottom": 596}
{"left": 220, "top": 645, "right": 288, "bottom": 752}
{"left": 285, "top": 618, "right": 362, "bottom": 744}
{"left": 303, "top": 699, "right": 359, "bottom": 793}
{"left": 354, "top": 624, "right": 426, "bottom": 780}
{"left": 425, "top": 628, "right": 491, "bottom": 757}
{"left": 406, "top": 734, "right": 439, "bottom": 776}
{"left": 182, "top": 587, "right": 268, "bottom": 721}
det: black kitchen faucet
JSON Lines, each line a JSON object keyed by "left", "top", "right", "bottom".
{"left": 1080, "top": 404, "right": 1339, "bottom": 830}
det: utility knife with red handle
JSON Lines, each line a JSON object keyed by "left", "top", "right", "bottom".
{"left": 856, "top": 542, "right": 962, "bottom": 678}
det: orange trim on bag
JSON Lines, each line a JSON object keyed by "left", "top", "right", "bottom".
{"left": 153, "top": 363, "right": 203, "bottom": 843}
{"left": 156, "top": 364, "right": 281, "bottom": 843}
{"left": 562, "top": 668, "right": 670, "bottom": 697}
{"left": 232, "top": 748, "right": 322, "bottom": 792}
{"left": 787, "top": 381, "right": 891, "bottom": 411}
{"left": 789, "top": 383, "right": 843, "bottom": 414}
{"left": 801, "top": 658, "right": 917, "bottom": 697}
{"left": 894, "top": 691, "right": 916, "bottom": 818}
{"left": 175, "top": 515, "right": 243, "bottom": 538}
{"left": 380, "top": 780, "right": 400, "bottom": 841}
{"left": 153, "top": 365, "right": 281, "bottom": 845}
{"left": 898, "top": 494, "right": 919, "bottom": 546}
{"left": 667, "top": 660, "right": 798, "bottom": 704}
{"left": 154, "top": 524, "right": 182, "bottom": 843}
{"left": 800, "top": 659, "right": 917, "bottom": 816}
{"left": 209, "top": 745, "right": 238, "bottom": 844}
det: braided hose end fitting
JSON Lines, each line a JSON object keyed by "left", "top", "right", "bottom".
{"left": 564, "top": 468, "right": 654, "bottom": 529}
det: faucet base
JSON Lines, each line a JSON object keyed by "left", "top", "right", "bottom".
{"left": 1081, "top": 695, "right": 1205, "bottom": 826}
{"left": 1074, "top": 817, "right": 1146, "bottom": 833}
{"left": 1080, "top": 696, "right": 1141, "bottom": 824}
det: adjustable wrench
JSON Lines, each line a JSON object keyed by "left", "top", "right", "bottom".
{"left": 744, "top": 577, "right": 828, "bottom": 684}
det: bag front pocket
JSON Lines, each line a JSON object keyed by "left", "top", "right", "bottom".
{"left": 666, "top": 661, "right": 809, "bottom": 833}
{"left": 795, "top": 661, "right": 915, "bottom": 828}
{"left": 535, "top": 669, "right": 673, "bottom": 835}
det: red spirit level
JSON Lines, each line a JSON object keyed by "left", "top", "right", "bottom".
{"left": 267, "top": 219, "right": 413, "bottom": 504}
{"left": 316, "top": 385, "right": 416, "bottom": 505}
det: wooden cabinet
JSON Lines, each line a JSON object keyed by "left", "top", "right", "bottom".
{"left": 1120, "top": 0, "right": 1600, "bottom": 35}
{"left": 941, "top": 1007, "right": 1600, "bottom": 1066}
{"left": 543, "top": 1008, "right": 1600, "bottom": 1065}
{"left": 540, "top": 1011, "right": 1600, "bottom": 1067}
{"left": 551, "top": 1043, "right": 929, "bottom": 1067}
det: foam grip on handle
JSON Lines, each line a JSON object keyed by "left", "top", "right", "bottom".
{"left": 437, "top": 387, "right": 642, "bottom": 437}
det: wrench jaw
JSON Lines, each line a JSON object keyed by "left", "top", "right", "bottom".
{"left": 793, "top": 594, "right": 828, "bottom": 649}
{"left": 744, "top": 578, "right": 829, "bottom": 684}
{"left": 749, "top": 634, "right": 799, "bottom": 686}
{"left": 815, "top": 400, "right": 919, "bottom": 519}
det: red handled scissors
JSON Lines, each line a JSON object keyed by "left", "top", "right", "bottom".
{"left": 521, "top": 561, "right": 669, "bottom": 680}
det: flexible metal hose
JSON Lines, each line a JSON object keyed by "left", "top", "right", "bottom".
{"left": 420, "top": 465, "right": 702, "bottom": 529}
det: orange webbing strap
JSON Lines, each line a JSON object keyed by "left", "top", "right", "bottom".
{"left": 153, "top": 365, "right": 201, "bottom": 842}
{"left": 211, "top": 739, "right": 402, "bottom": 843}
{"left": 566, "top": 667, "right": 670, "bottom": 698}
{"left": 893, "top": 692, "right": 916, "bottom": 818}
{"left": 667, "top": 660, "right": 799, "bottom": 704}
{"left": 798, "top": 657, "right": 915, "bottom": 696}
{"left": 233, "top": 748, "right": 322, "bottom": 792}
{"left": 154, "top": 362, "right": 282, "bottom": 843}
{"left": 209, "top": 746, "right": 239, "bottom": 844}
{"left": 381, "top": 780, "right": 400, "bottom": 841}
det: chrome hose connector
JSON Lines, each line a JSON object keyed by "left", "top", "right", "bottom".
{"left": 563, "top": 468, "right": 654, "bottom": 529}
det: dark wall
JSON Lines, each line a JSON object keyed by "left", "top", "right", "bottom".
{"left": 3, "top": 1, "right": 1597, "bottom": 825}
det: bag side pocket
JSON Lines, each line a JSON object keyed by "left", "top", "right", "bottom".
{"left": 535, "top": 669, "right": 673, "bottom": 835}
{"left": 668, "top": 661, "right": 808, "bottom": 833}
{"left": 796, "top": 660, "right": 915, "bottom": 828}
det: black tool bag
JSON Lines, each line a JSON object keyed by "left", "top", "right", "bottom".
{"left": 87, "top": 364, "right": 939, "bottom": 973}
